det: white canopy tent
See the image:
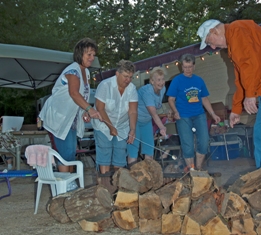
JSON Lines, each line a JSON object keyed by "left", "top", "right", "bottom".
{"left": 0, "top": 43, "right": 101, "bottom": 89}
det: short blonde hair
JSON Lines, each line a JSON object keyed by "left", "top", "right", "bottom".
{"left": 149, "top": 67, "right": 166, "bottom": 84}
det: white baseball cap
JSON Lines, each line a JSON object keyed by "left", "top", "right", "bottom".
{"left": 197, "top": 19, "right": 221, "bottom": 50}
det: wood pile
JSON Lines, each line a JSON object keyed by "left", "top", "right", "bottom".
{"left": 47, "top": 159, "right": 261, "bottom": 234}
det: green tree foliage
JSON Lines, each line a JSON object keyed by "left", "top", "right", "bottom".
{"left": 73, "top": 0, "right": 178, "bottom": 67}
{"left": 1, "top": 0, "right": 261, "bottom": 66}
{"left": 161, "top": 0, "right": 261, "bottom": 53}
{"left": 0, "top": 86, "right": 52, "bottom": 123}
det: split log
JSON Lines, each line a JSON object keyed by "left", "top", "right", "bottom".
{"left": 130, "top": 207, "right": 139, "bottom": 224}
{"left": 190, "top": 170, "right": 214, "bottom": 199}
{"left": 228, "top": 168, "right": 261, "bottom": 196}
{"left": 200, "top": 216, "right": 230, "bottom": 235}
{"left": 97, "top": 172, "right": 118, "bottom": 194}
{"left": 114, "top": 190, "right": 139, "bottom": 209}
{"left": 78, "top": 213, "right": 114, "bottom": 232}
{"left": 188, "top": 191, "right": 218, "bottom": 226}
{"left": 162, "top": 213, "right": 182, "bottom": 234}
{"left": 139, "top": 191, "right": 162, "bottom": 220}
{"left": 212, "top": 187, "right": 226, "bottom": 213}
{"left": 64, "top": 185, "right": 113, "bottom": 222}
{"left": 172, "top": 195, "right": 191, "bottom": 216}
{"left": 256, "top": 221, "right": 261, "bottom": 235}
{"left": 112, "top": 209, "right": 137, "bottom": 230}
{"left": 181, "top": 215, "right": 201, "bottom": 235}
{"left": 47, "top": 192, "right": 72, "bottom": 223}
{"left": 155, "top": 181, "right": 183, "bottom": 209}
{"left": 244, "top": 189, "right": 261, "bottom": 211}
{"left": 162, "top": 206, "right": 171, "bottom": 215}
{"left": 95, "top": 185, "right": 114, "bottom": 209}
{"left": 230, "top": 214, "right": 256, "bottom": 235}
{"left": 221, "top": 191, "right": 250, "bottom": 219}
{"left": 139, "top": 218, "right": 161, "bottom": 234}
{"left": 129, "top": 159, "right": 163, "bottom": 193}
{"left": 112, "top": 168, "right": 140, "bottom": 192}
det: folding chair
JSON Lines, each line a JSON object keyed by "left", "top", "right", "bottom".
{"left": 154, "top": 122, "right": 181, "bottom": 168}
{"left": 77, "top": 130, "right": 96, "bottom": 168}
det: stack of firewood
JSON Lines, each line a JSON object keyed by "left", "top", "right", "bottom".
{"left": 47, "top": 159, "right": 261, "bottom": 234}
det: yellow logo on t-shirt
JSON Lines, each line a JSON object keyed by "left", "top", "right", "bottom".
{"left": 188, "top": 96, "right": 199, "bottom": 102}
{"left": 186, "top": 89, "right": 199, "bottom": 103}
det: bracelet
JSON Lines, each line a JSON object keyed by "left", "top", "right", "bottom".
{"left": 210, "top": 111, "right": 215, "bottom": 116}
{"left": 85, "top": 105, "right": 92, "bottom": 113}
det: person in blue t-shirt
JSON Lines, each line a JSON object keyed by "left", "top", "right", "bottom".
{"left": 167, "top": 54, "right": 220, "bottom": 172}
{"left": 127, "top": 67, "right": 167, "bottom": 165}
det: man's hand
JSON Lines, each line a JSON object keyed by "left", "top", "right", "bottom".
{"left": 229, "top": 112, "right": 241, "bottom": 128}
{"left": 243, "top": 97, "right": 258, "bottom": 114}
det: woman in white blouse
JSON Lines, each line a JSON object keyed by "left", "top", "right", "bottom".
{"left": 91, "top": 60, "right": 138, "bottom": 174}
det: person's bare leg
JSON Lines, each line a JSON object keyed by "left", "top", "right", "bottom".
{"left": 184, "top": 157, "right": 195, "bottom": 172}
{"left": 113, "top": 166, "right": 120, "bottom": 171}
{"left": 6, "top": 158, "right": 13, "bottom": 170}
{"left": 144, "top": 154, "right": 153, "bottom": 160}
{"left": 69, "top": 165, "right": 74, "bottom": 173}
{"left": 196, "top": 152, "right": 205, "bottom": 170}
{"left": 100, "top": 165, "right": 110, "bottom": 174}
{"left": 128, "top": 156, "right": 137, "bottom": 165}
{"left": 58, "top": 165, "right": 70, "bottom": 172}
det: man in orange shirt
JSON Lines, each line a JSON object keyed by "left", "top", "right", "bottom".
{"left": 197, "top": 19, "right": 261, "bottom": 168}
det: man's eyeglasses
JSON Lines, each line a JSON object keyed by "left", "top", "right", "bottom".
{"left": 182, "top": 65, "right": 194, "bottom": 69}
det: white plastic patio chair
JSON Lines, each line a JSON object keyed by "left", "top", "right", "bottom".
{"left": 25, "top": 145, "right": 84, "bottom": 214}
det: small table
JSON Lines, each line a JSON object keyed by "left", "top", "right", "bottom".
{"left": 12, "top": 130, "right": 48, "bottom": 170}
{"left": 0, "top": 170, "right": 38, "bottom": 200}
{"left": 0, "top": 132, "right": 21, "bottom": 169}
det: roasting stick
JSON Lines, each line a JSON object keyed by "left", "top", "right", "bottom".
{"left": 100, "top": 119, "right": 177, "bottom": 160}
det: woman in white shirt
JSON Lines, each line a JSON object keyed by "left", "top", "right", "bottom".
{"left": 91, "top": 60, "right": 138, "bottom": 174}
{"left": 40, "top": 38, "right": 101, "bottom": 191}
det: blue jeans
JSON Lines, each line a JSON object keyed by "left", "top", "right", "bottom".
{"left": 254, "top": 96, "right": 261, "bottom": 168}
{"left": 53, "top": 128, "right": 77, "bottom": 166}
{"left": 176, "top": 113, "right": 209, "bottom": 158}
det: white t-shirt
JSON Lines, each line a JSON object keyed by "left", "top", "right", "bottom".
{"left": 91, "top": 75, "right": 138, "bottom": 141}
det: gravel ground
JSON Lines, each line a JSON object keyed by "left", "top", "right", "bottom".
{"left": 0, "top": 156, "right": 256, "bottom": 235}
{"left": 0, "top": 161, "right": 159, "bottom": 235}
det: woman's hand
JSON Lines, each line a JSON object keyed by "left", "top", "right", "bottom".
{"left": 88, "top": 107, "right": 102, "bottom": 121}
{"left": 127, "top": 129, "right": 135, "bottom": 144}
{"left": 174, "top": 111, "right": 180, "bottom": 120}
{"left": 212, "top": 113, "right": 221, "bottom": 124}
{"left": 159, "top": 126, "right": 167, "bottom": 138}
{"left": 109, "top": 126, "right": 118, "bottom": 136}
{"left": 82, "top": 112, "right": 91, "bottom": 122}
